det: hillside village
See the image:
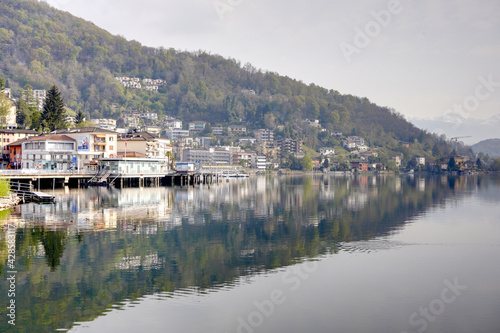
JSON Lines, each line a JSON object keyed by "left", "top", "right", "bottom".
{"left": 0, "top": 85, "right": 491, "bottom": 174}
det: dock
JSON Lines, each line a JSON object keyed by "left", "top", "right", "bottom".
{"left": 31, "top": 191, "right": 56, "bottom": 203}
{"left": 9, "top": 181, "right": 56, "bottom": 203}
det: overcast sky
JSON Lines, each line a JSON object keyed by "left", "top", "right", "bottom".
{"left": 44, "top": 0, "right": 500, "bottom": 121}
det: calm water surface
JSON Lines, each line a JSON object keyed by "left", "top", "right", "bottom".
{"left": 1, "top": 175, "right": 499, "bottom": 333}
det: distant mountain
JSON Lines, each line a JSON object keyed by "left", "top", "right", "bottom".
{"left": 409, "top": 113, "right": 500, "bottom": 145}
{"left": 0, "top": 0, "right": 455, "bottom": 159}
{"left": 472, "top": 139, "right": 500, "bottom": 158}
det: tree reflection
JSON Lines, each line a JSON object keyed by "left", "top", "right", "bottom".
{"left": 0, "top": 175, "right": 493, "bottom": 332}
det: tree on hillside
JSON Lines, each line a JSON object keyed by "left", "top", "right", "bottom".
{"left": 75, "top": 109, "right": 85, "bottom": 124}
{"left": 448, "top": 157, "right": 457, "bottom": 171}
{"left": 42, "top": 85, "right": 67, "bottom": 131}
{"left": 0, "top": 76, "right": 4, "bottom": 90}
{"left": 302, "top": 154, "right": 313, "bottom": 171}
{"left": 16, "top": 84, "right": 40, "bottom": 130}
{"left": 0, "top": 93, "right": 12, "bottom": 128}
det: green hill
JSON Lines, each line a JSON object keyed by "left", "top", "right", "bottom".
{"left": 0, "top": 0, "right": 457, "bottom": 160}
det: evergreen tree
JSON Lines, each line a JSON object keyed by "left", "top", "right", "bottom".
{"left": 0, "top": 76, "right": 4, "bottom": 90}
{"left": 75, "top": 109, "right": 85, "bottom": 124}
{"left": 476, "top": 158, "right": 483, "bottom": 170}
{"left": 448, "top": 157, "right": 457, "bottom": 171}
{"left": 42, "top": 85, "right": 67, "bottom": 131}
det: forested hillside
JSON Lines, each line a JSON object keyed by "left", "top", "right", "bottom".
{"left": 473, "top": 139, "right": 500, "bottom": 158}
{"left": 0, "top": 0, "right": 454, "bottom": 158}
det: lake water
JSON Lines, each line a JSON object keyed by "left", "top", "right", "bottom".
{"left": 1, "top": 175, "right": 500, "bottom": 333}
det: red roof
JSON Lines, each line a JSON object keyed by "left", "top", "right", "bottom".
{"left": 27, "top": 134, "right": 76, "bottom": 142}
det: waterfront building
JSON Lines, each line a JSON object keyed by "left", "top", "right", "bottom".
{"left": 415, "top": 156, "right": 426, "bottom": 166}
{"left": 0, "top": 129, "right": 39, "bottom": 168}
{"left": 21, "top": 134, "right": 77, "bottom": 170}
{"left": 100, "top": 157, "right": 168, "bottom": 176}
{"left": 117, "top": 132, "right": 172, "bottom": 167}
{"left": 6, "top": 138, "right": 28, "bottom": 169}
{"left": 252, "top": 155, "right": 266, "bottom": 170}
{"left": 52, "top": 127, "right": 118, "bottom": 170}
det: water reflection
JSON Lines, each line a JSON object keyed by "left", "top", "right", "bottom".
{"left": 0, "top": 174, "right": 490, "bottom": 332}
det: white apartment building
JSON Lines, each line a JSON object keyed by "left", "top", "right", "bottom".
{"left": 22, "top": 134, "right": 77, "bottom": 170}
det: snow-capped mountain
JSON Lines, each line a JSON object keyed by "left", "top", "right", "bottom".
{"left": 409, "top": 113, "right": 500, "bottom": 145}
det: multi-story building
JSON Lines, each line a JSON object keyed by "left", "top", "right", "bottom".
{"left": 0, "top": 129, "right": 39, "bottom": 168}
{"left": 22, "top": 89, "right": 46, "bottom": 110}
{"left": 415, "top": 156, "right": 426, "bottom": 166}
{"left": 319, "top": 147, "right": 335, "bottom": 156}
{"left": 278, "top": 139, "right": 302, "bottom": 157}
{"left": 391, "top": 156, "right": 402, "bottom": 167}
{"left": 252, "top": 155, "right": 266, "bottom": 171}
{"left": 140, "top": 112, "right": 158, "bottom": 121}
{"left": 22, "top": 134, "right": 77, "bottom": 170}
{"left": 254, "top": 129, "right": 274, "bottom": 143}
{"left": 212, "top": 127, "right": 224, "bottom": 136}
{"left": 6, "top": 138, "right": 28, "bottom": 169}
{"left": 93, "top": 118, "right": 117, "bottom": 131}
{"left": 198, "top": 137, "right": 212, "bottom": 147}
{"left": 164, "top": 118, "right": 183, "bottom": 130}
{"left": 165, "top": 129, "right": 190, "bottom": 141}
{"left": 189, "top": 121, "right": 207, "bottom": 132}
{"left": 238, "top": 137, "right": 257, "bottom": 145}
{"left": 117, "top": 132, "right": 172, "bottom": 162}
{"left": 232, "top": 151, "right": 255, "bottom": 167}
{"left": 228, "top": 125, "right": 247, "bottom": 135}
{"left": 52, "top": 127, "right": 118, "bottom": 170}
{"left": 347, "top": 136, "right": 365, "bottom": 146}
{"left": 0, "top": 88, "right": 17, "bottom": 129}
{"left": 182, "top": 148, "right": 213, "bottom": 165}
{"left": 141, "top": 126, "right": 161, "bottom": 135}
{"left": 182, "top": 148, "right": 233, "bottom": 165}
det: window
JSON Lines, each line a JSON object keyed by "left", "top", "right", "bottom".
{"left": 109, "top": 145, "right": 114, "bottom": 150}
{"left": 109, "top": 137, "right": 114, "bottom": 142}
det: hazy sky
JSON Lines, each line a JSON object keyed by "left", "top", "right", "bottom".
{"left": 44, "top": 0, "right": 500, "bottom": 120}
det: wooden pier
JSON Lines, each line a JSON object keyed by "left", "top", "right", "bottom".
{"left": 9, "top": 181, "right": 55, "bottom": 203}
{"left": 3, "top": 170, "right": 222, "bottom": 191}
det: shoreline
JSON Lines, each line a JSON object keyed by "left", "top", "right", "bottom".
{"left": 0, "top": 194, "right": 22, "bottom": 211}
